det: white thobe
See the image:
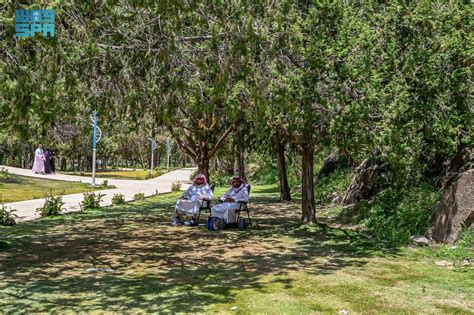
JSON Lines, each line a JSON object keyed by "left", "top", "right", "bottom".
{"left": 211, "top": 185, "right": 249, "bottom": 223}
{"left": 175, "top": 184, "right": 213, "bottom": 216}
{"left": 32, "top": 148, "right": 44, "bottom": 173}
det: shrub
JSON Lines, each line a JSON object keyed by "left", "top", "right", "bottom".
{"left": 189, "top": 169, "right": 199, "bottom": 181}
{"left": 314, "top": 168, "right": 353, "bottom": 204}
{"left": 134, "top": 192, "right": 145, "bottom": 201}
{"left": 248, "top": 154, "right": 300, "bottom": 187}
{"left": 102, "top": 180, "right": 109, "bottom": 188}
{"left": 81, "top": 192, "right": 104, "bottom": 210}
{"left": 171, "top": 181, "right": 182, "bottom": 191}
{"left": 358, "top": 183, "right": 440, "bottom": 247}
{"left": 36, "top": 194, "right": 65, "bottom": 217}
{"left": 0, "top": 204, "right": 18, "bottom": 226}
{"left": 208, "top": 169, "right": 234, "bottom": 187}
{"left": 431, "top": 229, "right": 474, "bottom": 266}
{"left": 248, "top": 162, "right": 279, "bottom": 185}
{"left": 0, "top": 167, "right": 9, "bottom": 177}
{"left": 112, "top": 193, "right": 126, "bottom": 205}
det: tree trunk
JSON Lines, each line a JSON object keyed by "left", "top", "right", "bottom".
{"left": 197, "top": 143, "right": 210, "bottom": 181}
{"left": 197, "top": 159, "right": 210, "bottom": 181}
{"left": 274, "top": 133, "right": 292, "bottom": 202}
{"left": 301, "top": 144, "right": 316, "bottom": 224}
{"left": 236, "top": 128, "right": 246, "bottom": 180}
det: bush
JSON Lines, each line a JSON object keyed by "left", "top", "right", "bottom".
{"left": 36, "top": 194, "right": 65, "bottom": 217}
{"left": 314, "top": 168, "right": 353, "bottom": 204}
{"left": 208, "top": 169, "right": 233, "bottom": 187}
{"left": 248, "top": 162, "right": 279, "bottom": 185}
{"left": 0, "top": 204, "right": 18, "bottom": 226}
{"left": 248, "top": 155, "right": 300, "bottom": 187}
{"left": 431, "top": 229, "right": 474, "bottom": 266}
{"left": 134, "top": 192, "right": 145, "bottom": 201}
{"left": 189, "top": 169, "right": 199, "bottom": 181}
{"left": 112, "top": 193, "right": 125, "bottom": 205}
{"left": 81, "top": 192, "right": 104, "bottom": 210}
{"left": 357, "top": 183, "right": 440, "bottom": 247}
{"left": 102, "top": 180, "right": 109, "bottom": 188}
{"left": 171, "top": 181, "right": 182, "bottom": 191}
{"left": 0, "top": 167, "right": 9, "bottom": 177}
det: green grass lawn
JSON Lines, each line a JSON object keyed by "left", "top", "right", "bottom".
{"left": 0, "top": 185, "right": 472, "bottom": 313}
{"left": 59, "top": 167, "right": 179, "bottom": 180}
{"left": 0, "top": 173, "right": 99, "bottom": 203}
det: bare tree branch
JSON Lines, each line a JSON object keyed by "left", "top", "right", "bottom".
{"left": 167, "top": 124, "right": 197, "bottom": 159}
{"left": 209, "top": 125, "right": 234, "bottom": 158}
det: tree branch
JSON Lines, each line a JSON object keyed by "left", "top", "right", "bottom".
{"left": 183, "top": 128, "right": 198, "bottom": 152}
{"left": 167, "top": 124, "right": 197, "bottom": 159}
{"left": 209, "top": 125, "right": 234, "bottom": 158}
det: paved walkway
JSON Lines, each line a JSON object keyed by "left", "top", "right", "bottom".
{"left": 1, "top": 166, "right": 195, "bottom": 222}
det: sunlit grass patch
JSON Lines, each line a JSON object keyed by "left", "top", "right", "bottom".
{"left": 58, "top": 167, "right": 178, "bottom": 180}
{"left": 0, "top": 173, "right": 100, "bottom": 203}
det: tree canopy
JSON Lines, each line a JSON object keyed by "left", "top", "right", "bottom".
{"left": 1, "top": 0, "right": 472, "bottom": 225}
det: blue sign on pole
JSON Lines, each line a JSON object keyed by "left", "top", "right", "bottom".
{"left": 93, "top": 111, "right": 97, "bottom": 150}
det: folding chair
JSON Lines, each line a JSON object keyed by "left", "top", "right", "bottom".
{"left": 235, "top": 185, "right": 252, "bottom": 226}
{"left": 196, "top": 184, "right": 215, "bottom": 225}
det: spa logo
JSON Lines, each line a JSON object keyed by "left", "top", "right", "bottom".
{"left": 15, "top": 9, "right": 55, "bottom": 38}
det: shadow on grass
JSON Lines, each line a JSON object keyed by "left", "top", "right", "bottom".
{"left": 0, "top": 189, "right": 399, "bottom": 312}
{"left": 0, "top": 174, "right": 27, "bottom": 185}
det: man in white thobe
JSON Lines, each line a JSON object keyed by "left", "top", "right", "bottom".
{"left": 211, "top": 176, "right": 249, "bottom": 224}
{"left": 173, "top": 174, "right": 213, "bottom": 226}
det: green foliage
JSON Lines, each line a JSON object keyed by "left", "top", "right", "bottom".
{"left": 133, "top": 192, "right": 145, "bottom": 201}
{"left": 81, "top": 192, "right": 104, "bottom": 210}
{"left": 323, "top": 1, "right": 473, "bottom": 182}
{"left": 248, "top": 153, "right": 300, "bottom": 187}
{"left": 249, "top": 162, "right": 279, "bottom": 185}
{"left": 431, "top": 229, "right": 474, "bottom": 266}
{"left": 36, "top": 193, "right": 65, "bottom": 217}
{"left": 189, "top": 169, "right": 199, "bottom": 182}
{"left": 101, "top": 180, "right": 109, "bottom": 188}
{"left": 0, "top": 1, "right": 471, "bottom": 229}
{"left": 0, "top": 167, "right": 9, "bottom": 177}
{"left": 111, "top": 193, "right": 126, "bottom": 205}
{"left": 0, "top": 204, "right": 18, "bottom": 226}
{"left": 171, "top": 182, "right": 182, "bottom": 192}
{"left": 208, "top": 169, "right": 234, "bottom": 187}
{"left": 357, "top": 184, "right": 440, "bottom": 247}
{"left": 314, "top": 168, "right": 353, "bottom": 204}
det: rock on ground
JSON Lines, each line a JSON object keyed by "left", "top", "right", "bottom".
{"left": 432, "top": 169, "right": 474, "bottom": 243}
{"left": 410, "top": 235, "right": 430, "bottom": 246}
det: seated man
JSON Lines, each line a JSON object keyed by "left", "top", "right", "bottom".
{"left": 172, "top": 174, "right": 213, "bottom": 226}
{"left": 211, "top": 176, "right": 249, "bottom": 225}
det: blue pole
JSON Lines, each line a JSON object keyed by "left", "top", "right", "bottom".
{"left": 92, "top": 111, "right": 97, "bottom": 186}
{"left": 93, "top": 111, "right": 97, "bottom": 150}
{"left": 150, "top": 138, "right": 155, "bottom": 173}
